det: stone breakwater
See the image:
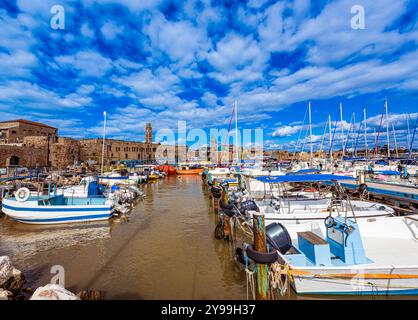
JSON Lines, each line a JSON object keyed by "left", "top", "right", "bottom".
{"left": 0, "top": 255, "right": 101, "bottom": 300}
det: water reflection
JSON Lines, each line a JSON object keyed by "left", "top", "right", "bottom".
{"left": 0, "top": 175, "right": 247, "bottom": 299}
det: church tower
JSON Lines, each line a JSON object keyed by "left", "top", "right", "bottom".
{"left": 145, "top": 123, "right": 152, "bottom": 144}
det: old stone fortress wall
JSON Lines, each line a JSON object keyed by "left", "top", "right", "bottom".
{"left": 0, "top": 119, "right": 159, "bottom": 169}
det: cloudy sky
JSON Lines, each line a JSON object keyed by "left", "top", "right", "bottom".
{"left": 0, "top": 0, "right": 417, "bottom": 151}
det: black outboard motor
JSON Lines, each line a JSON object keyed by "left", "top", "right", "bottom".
{"left": 266, "top": 223, "right": 292, "bottom": 254}
{"left": 238, "top": 200, "right": 259, "bottom": 214}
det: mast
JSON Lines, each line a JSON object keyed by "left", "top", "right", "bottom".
{"left": 385, "top": 99, "right": 390, "bottom": 158}
{"left": 340, "top": 102, "right": 344, "bottom": 157}
{"left": 328, "top": 113, "right": 333, "bottom": 161}
{"left": 101, "top": 111, "right": 107, "bottom": 175}
{"left": 308, "top": 101, "right": 313, "bottom": 159}
{"left": 363, "top": 108, "right": 367, "bottom": 159}
{"left": 234, "top": 100, "right": 239, "bottom": 164}
{"left": 392, "top": 122, "right": 399, "bottom": 158}
{"left": 407, "top": 113, "right": 411, "bottom": 149}
{"left": 352, "top": 113, "right": 356, "bottom": 154}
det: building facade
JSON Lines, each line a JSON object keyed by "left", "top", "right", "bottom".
{"left": 0, "top": 119, "right": 57, "bottom": 144}
{"left": 0, "top": 120, "right": 159, "bottom": 169}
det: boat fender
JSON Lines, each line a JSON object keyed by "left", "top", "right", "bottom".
{"left": 14, "top": 187, "right": 30, "bottom": 202}
{"left": 245, "top": 246, "right": 279, "bottom": 265}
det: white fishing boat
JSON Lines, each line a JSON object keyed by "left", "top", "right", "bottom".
{"left": 99, "top": 172, "right": 142, "bottom": 186}
{"left": 240, "top": 174, "right": 394, "bottom": 224}
{"left": 268, "top": 215, "right": 418, "bottom": 295}
{"left": 1, "top": 187, "right": 114, "bottom": 224}
{"left": 57, "top": 176, "right": 104, "bottom": 198}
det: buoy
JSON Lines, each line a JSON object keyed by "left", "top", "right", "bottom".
{"left": 14, "top": 187, "right": 30, "bottom": 202}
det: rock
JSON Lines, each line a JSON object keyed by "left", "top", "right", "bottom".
{"left": 0, "top": 256, "right": 25, "bottom": 292}
{"left": 77, "top": 290, "right": 103, "bottom": 300}
{"left": 0, "top": 289, "right": 13, "bottom": 300}
{"left": 30, "top": 284, "right": 80, "bottom": 300}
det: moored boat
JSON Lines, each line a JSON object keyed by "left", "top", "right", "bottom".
{"left": 1, "top": 188, "right": 114, "bottom": 224}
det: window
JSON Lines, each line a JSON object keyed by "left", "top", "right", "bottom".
{"left": 11, "top": 130, "right": 16, "bottom": 134}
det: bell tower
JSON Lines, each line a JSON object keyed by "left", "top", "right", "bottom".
{"left": 145, "top": 123, "right": 152, "bottom": 144}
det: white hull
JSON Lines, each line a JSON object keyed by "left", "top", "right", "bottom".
{"left": 2, "top": 198, "right": 112, "bottom": 225}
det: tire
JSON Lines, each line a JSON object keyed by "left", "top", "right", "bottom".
{"left": 246, "top": 246, "right": 279, "bottom": 265}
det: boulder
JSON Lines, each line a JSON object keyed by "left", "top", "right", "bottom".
{"left": 30, "top": 284, "right": 80, "bottom": 300}
{"left": 77, "top": 290, "right": 103, "bottom": 300}
{"left": 0, "top": 289, "right": 13, "bottom": 300}
{"left": 0, "top": 256, "right": 25, "bottom": 292}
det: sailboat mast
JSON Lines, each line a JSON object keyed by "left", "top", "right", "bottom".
{"left": 392, "top": 122, "right": 399, "bottom": 158}
{"left": 328, "top": 113, "right": 332, "bottom": 160}
{"left": 363, "top": 108, "right": 367, "bottom": 159}
{"left": 234, "top": 100, "right": 239, "bottom": 164}
{"left": 407, "top": 113, "right": 411, "bottom": 149}
{"left": 340, "top": 102, "right": 344, "bottom": 157}
{"left": 385, "top": 99, "right": 390, "bottom": 158}
{"left": 309, "top": 101, "right": 313, "bottom": 159}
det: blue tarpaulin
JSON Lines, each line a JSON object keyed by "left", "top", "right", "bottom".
{"left": 286, "top": 169, "right": 321, "bottom": 175}
{"left": 255, "top": 174, "right": 355, "bottom": 184}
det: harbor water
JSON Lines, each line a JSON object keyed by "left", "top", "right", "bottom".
{"left": 0, "top": 175, "right": 247, "bottom": 299}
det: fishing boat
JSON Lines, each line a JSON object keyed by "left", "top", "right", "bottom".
{"left": 1, "top": 187, "right": 114, "bottom": 224}
{"left": 237, "top": 174, "right": 394, "bottom": 224}
{"left": 267, "top": 215, "right": 418, "bottom": 295}
{"left": 176, "top": 165, "right": 204, "bottom": 175}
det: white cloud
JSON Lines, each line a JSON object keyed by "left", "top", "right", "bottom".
{"left": 55, "top": 51, "right": 113, "bottom": 77}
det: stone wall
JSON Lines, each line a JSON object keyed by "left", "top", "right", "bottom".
{"left": 0, "top": 145, "right": 47, "bottom": 168}
{"left": 50, "top": 137, "right": 81, "bottom": 169}
{"left": 79, "top": 139, "right": 160, "bottom": 164}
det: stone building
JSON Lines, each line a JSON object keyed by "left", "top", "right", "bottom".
{"left": 0, "top": 119, "right": 57, "bottom": 144}
{"left": 0, "top": 120, "right": 160, "bottom": 170}
{"left": 79, "top": 138, "right": 160, "bottom": 165}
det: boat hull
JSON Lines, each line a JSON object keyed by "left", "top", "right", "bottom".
{"left": 176, "top": 168, "right": 204, "bottom": 175}
{"left": 1, "top": 199, "right": 112, "bottom": 225}
{"left": 289, "top": 266, "right": 418, "bottom": 295}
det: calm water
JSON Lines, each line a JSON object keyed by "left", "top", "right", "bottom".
{"left": 0, "top": 176, "right": 247, "bottom": 299}
{"left": 1, "top": 176, "right": 414, "bottom": 300}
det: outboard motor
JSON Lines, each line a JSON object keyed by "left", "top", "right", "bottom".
{"left": 266, "top": 223, "right": 292, "bottom": 254}
{"left": 238, "top": 200, "right": 259, "bottom": 214}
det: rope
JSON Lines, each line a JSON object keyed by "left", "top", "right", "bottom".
{"left": 245, "top": 257, "right": 256, "bottom": 300}
{"left": 269, "top": 262, "right": 292, "bottom": 297}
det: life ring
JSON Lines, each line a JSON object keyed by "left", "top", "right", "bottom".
{"left": 14, "top": 187, "right": 30, "bottom": 202}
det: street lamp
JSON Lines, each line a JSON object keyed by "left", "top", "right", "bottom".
{"left": 101, "top": 111, "right": 107, "bottom": 175}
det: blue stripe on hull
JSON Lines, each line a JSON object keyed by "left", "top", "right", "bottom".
{"left": 16, "top": 213, "right": 112, "bottom": 223}
{"left": 2, "top": 204, "right": 111, "bottom": 212}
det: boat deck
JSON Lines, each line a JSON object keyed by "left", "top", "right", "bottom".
{"left": 341, "top": 180, "right": 418, "bottom": 203}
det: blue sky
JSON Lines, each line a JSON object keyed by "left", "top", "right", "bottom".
{"left": 0, "top": 0, "right": 417, "bottom": 151}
